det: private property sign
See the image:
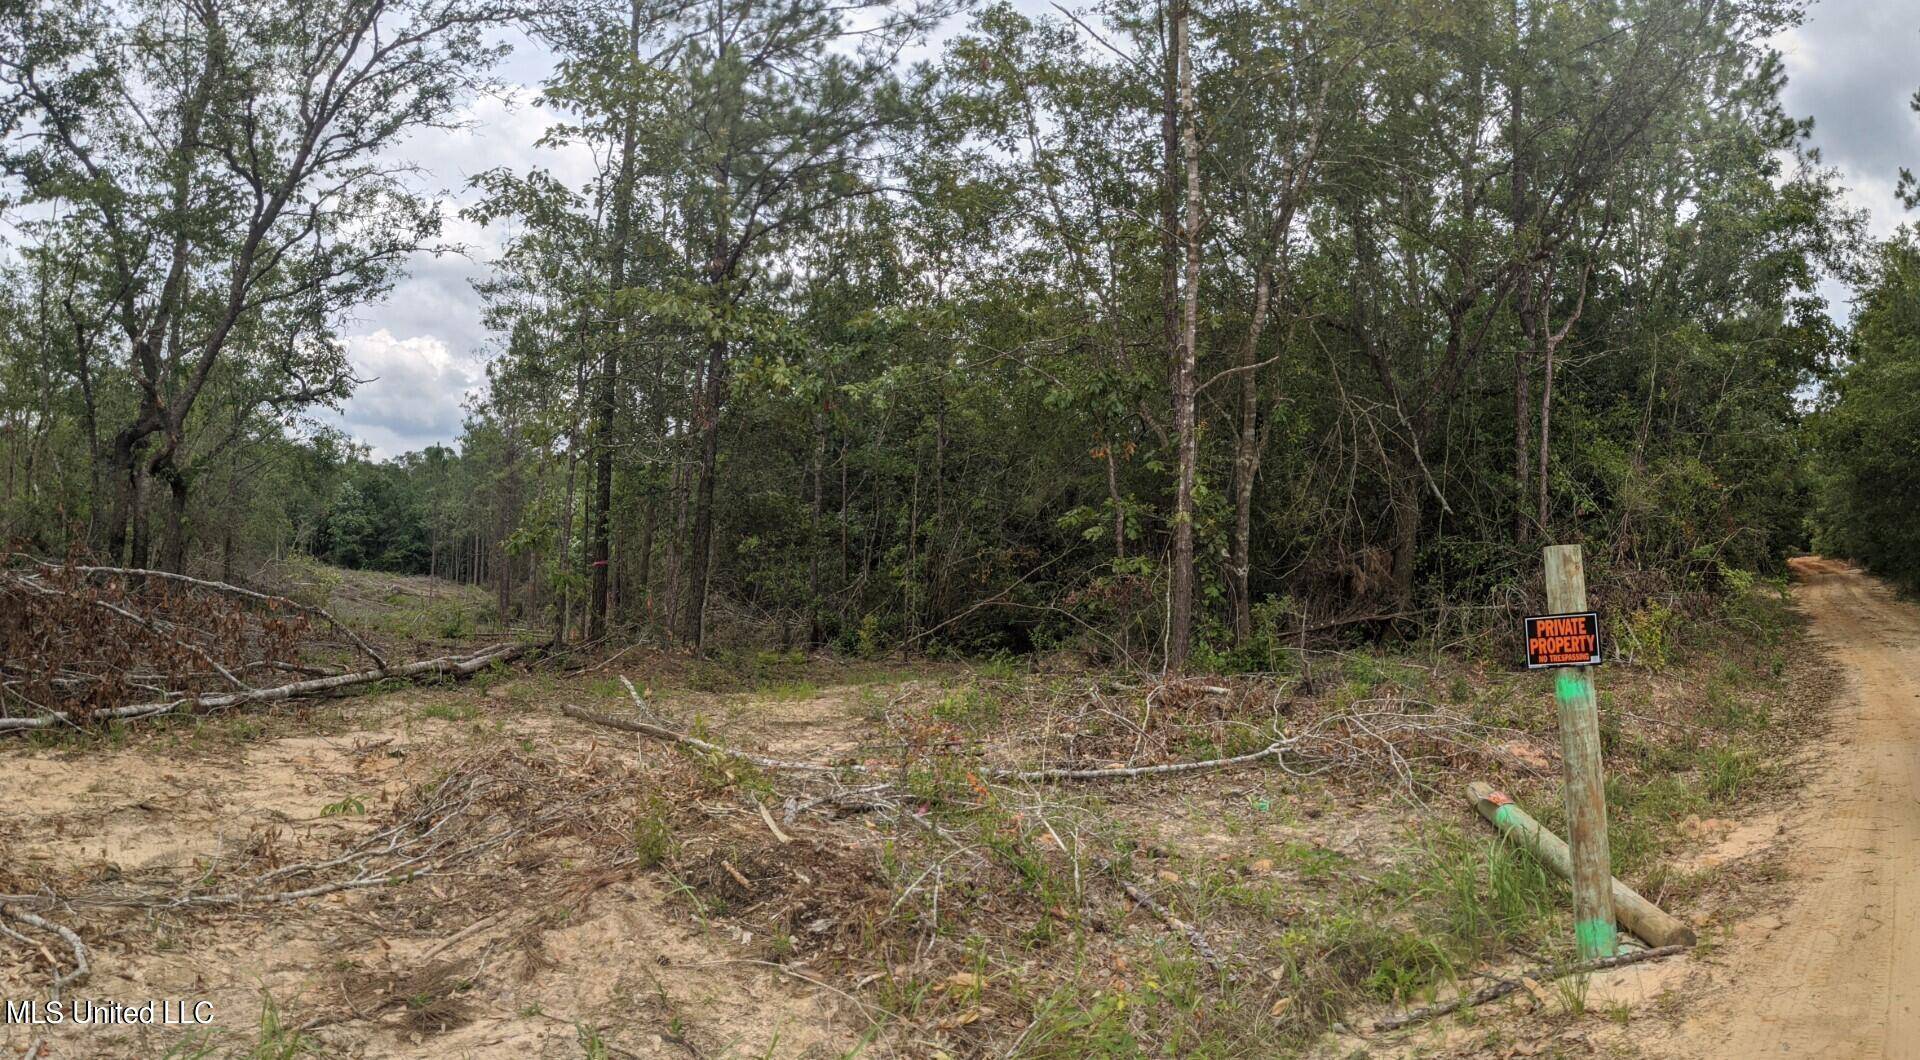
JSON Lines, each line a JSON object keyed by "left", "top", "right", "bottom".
{"left": 1524, "top": 611, "right": 1601, "bottom": 669}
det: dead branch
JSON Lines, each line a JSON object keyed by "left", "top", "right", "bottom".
{"left": 14, "top": 557, "right": 389, "bottom": 670}
{"left": 9, "top": 574, "right": 253, "bottom": 691}
{"left": 3, "top": 768, "right": 522, "bottom": 911}
{"left": 565, "top": 701, "right": 1294, "bottom": 783}
{"left": 562, "top": 703, "right": 860, "bottom": 773}
{"left": 0, "top": 643, "right": 528, "bottom": 733}
{"left": 1096, "top": 856, "right": 1230, "bottom": 977}
{"left": 0, "top": 904, "right": 90, "bottom": 1060}
{"left": 1372, "top": 945, "right": 1688, "bottom": 1031}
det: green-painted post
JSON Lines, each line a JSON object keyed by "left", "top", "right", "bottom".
{"left": 1544, "top": 544, "right": 1616, "bottom": 958}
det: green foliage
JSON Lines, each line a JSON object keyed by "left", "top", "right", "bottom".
{"left": 1621, "top": 601, "right": 1681, "bottom": 670}
{"left": 1814, "top": 233, "right": 1920, "bottom": 589}
{"left": 632, "top": 795, "right": 677, "bottom": 869}
{"left": 0, "top": 0, "right": 1868, "bottom": 668}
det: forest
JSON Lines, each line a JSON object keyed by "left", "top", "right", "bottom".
{"left": 3, "top": 0, "right": 1911, "bottom": 673}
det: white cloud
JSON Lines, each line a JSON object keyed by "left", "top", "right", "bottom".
{"left": 330, "top": 62, "right": 600, "bottom": 459}
{"left": 1775, "top": 3, "right": 1920, "bottom": 241}
{"left": 321, "top": 330, "right": 487, "bottom": 459}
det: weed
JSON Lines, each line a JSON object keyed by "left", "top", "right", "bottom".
{"left": 931, "top": 686, "right": 999, "bottom": 728}
{"left": 1413, "top": 826, "right": 1559, "bottom": 953}
{"left": 633, "top": 795, "right": 677, "bottom": 869}
{"left": 160, "top": 1033, "right": 219, "bottom": 1059}
{"left": 761, "top": 679, "right": 819, "bottom": 701}
{"left": 1704, "top": 746, "right": 1765, "bottom": 801}
{"left": 418, "top": 701, "right": 478, "bottom": 722}
{"left": 1554, "top": 972, "right": 1590, "bottom": 1017}
{"left": 1621, "top": 601, "right": 1679, "bottom": 669}
{"left": 246, "top": 994, "right": 312, "bottom": 1059}
{"left": 577, "top": 1023, "right": 611, "bottom": 1059}
{"left": 978, "top": 653, "right": 1023, "bottom": 681}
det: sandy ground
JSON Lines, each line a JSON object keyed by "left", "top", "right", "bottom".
{"left": 1640, "top": 557, "right": 1920, "bottom": 1058}
{"left": 0, "top": 698, "right": 868, "bottom": 1059}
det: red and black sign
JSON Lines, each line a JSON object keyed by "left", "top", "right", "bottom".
{"left": 1524, "top": 611, "right": 1601, "bottom": 669}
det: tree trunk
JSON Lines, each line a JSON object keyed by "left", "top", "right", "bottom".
{"left": 1227, "top": 262, "right": 1277, "bottom": 644}
{"left": 661, "top": 463, "right": 680, "bottom": 633}
{"left": 104, "top": 425, "right": 148, "bottom": 564}
{"left": 1538, "top": 340, "right": 1556, "bottom": 531}
{"left": 1514, "top": 342, "right": 1532, "bottom": 542}
{"left": 128, "top": 453, "right": 154, "bottom": 570}
{"left": 1229, "top": 367, "right": 1258, "bottom": 643}
{"left": 1390, "top": 465, "right": 1424, "bottom": 608}
{"left": 809, "top": 415, "right": 826, "bottom": 645}
{"left": 162, "top": 463, "right": 189, "bottom": 574}
{"left": 635, "top": 498, "right": 656, "bottom": 625}
{"left": 589, "top": 2, "right": 643, "bottom": 642}
{"left": 1165, "top": 0, "right": 1201, "bottom": 672}
{"left": 681, "top": 336, "right": 726, "bottom": 652}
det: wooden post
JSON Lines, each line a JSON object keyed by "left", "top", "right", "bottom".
{"left": 1544, "top": 544, "right": 1616, "bottom": 958}
{"left": 1467, "top": 782, "right": 1694, "bottom": 948}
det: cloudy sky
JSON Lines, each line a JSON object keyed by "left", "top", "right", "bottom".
{"left": 322, "top": 0, "right": 1920, "bottom": 458}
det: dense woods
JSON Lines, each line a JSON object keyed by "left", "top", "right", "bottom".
{"left": 0, "top": 0, "right": 1905, "bottom": 666}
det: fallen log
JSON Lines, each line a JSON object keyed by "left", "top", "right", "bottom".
{"left": 0, "top": 643, "right": 529, "bottom": 733}
{"left": 1374, "top": 944, "right": 1687, "bottom": 1031}
{"left": 1466, "top": 781, "right": 1696, "bottom": 948}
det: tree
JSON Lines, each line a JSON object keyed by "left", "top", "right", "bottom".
{"left": 0, "top": 0, "right": 513, "bottom": 569}
{"left": 633, "top": 0, "right": 943, "bottom": 650}
{"left": 1814, "top": 233, "right": 1920, "bottom": 588}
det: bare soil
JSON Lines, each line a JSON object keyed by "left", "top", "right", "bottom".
{"left": 1634, "top": 558, "right": 1920, "bottom": 1058}
{"left": 0, "top": 697, "right": 863, "bottom": 1058}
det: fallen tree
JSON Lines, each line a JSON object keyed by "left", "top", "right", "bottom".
{"left": 11, "top": 557, "right": 389, "bottom": 669}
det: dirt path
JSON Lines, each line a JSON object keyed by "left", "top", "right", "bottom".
{"left": 1652, "top": 557, "right": 1920, "bottom": 1058}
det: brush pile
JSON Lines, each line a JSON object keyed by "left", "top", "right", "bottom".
{"left": 0, "top": 557, "right": 523, "bottom": 733}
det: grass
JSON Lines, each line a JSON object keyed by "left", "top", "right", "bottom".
{"left": 417, "top": 700, "right": 479, "bottom": 722}
{"left": 633, "top": 794, "right": 677, "bottom": 868}
{"left": 161, "top": 995, "right": 312, "bottom": 1060}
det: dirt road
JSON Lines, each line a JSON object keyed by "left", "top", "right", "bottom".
{"left": 1653, "top": 558, "right": 1920, "bottom": 1057}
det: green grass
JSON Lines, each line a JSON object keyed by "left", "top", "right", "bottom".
{"left": 760, "top": 679, "right": 820, "bottom": 701}
{"left": 247, "top": 994, "right": 313, "bottom": 1060}
{"left": 1006, "top": 952, "right": 1284, "bottom": 1058}
{"left": 417, "top": 701, "right": 478, "bottom": 722}
{"left": 931, "top": 685, "right": 1000, "bottom": 728}
{"left": 633, "top": 795, "right": 677, "bottom": 869}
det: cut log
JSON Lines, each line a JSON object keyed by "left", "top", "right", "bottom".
{"left": 1467, "top": 781, "right": 1695, "bottom": 948}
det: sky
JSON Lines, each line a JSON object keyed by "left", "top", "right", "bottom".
{"left": 320, "top": 0, "right": 1920, "bottom": 458}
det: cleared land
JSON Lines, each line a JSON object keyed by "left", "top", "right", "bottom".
{"left": 0, "top": 560, "right": 1853, "bottom": 1057}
